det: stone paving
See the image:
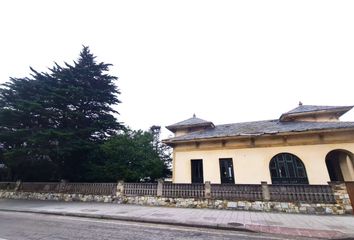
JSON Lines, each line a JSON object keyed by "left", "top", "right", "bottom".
{"left": 0, "top": 199, "right": 353, "bottom": 239}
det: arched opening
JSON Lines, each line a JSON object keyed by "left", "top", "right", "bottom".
{"left": 269, "top": 153, "right": 309, "bottom": 184}
{"left": 325, "top": 150, "right": 354, "bottom": 182}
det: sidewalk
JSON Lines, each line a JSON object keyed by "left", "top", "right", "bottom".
{"left": 0, "top": 199, "right": 353, "bottom": 239}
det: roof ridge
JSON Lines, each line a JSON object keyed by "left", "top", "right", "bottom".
{"left": 215, "top": 119, "right": 354, "bottom": 127}
{"left": 214, "top": 119, "right": 278, "bottom": 127}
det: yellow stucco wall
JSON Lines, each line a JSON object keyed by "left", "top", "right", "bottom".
{"left": 294, "top": 116, "right": 339, "bottom": 122}
{"left": 175, "top": 129, "right": 188, "bottom": 137}
{"left": 173, "top": 142, "right": 354, "bottom": 184}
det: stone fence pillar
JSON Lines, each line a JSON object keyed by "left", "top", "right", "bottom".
{"left": 157, "top": 179, "right": 164, "bottom": 197}
{"left": 116, "top": 180, "right": 124, "bottom": 197}
{"left": 14, "top": 180, "right": 22, "bottom": 191}
{"left": 328, "top": 181, "right": 353, "bottom": 214}
{"left": 205, "top": 181, "right": 211, "bottom": 199}
{"left": 59, "top": 179, "right": 67, "bottom": 193}
{"left": 261, "top": 181, "right": 270, "bottom": 201}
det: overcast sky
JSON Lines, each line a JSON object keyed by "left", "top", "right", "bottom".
{"left": 1, "top": 0, "right": 353, "bottom": 137}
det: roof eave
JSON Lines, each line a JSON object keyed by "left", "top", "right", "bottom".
{"left": 163, "top": 127, "right": 354, "bottom": 145}
{"left": 166, "top": 122, "right": 215, "bottom": 132}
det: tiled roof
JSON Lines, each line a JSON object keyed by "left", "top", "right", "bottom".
{"left": 166, "top": 116, "right": 214, "bottom": 132}
{"left": 280, "top": 105, "right": 353, "bottom": 121}
{"left": 165, "top": 120, "right": 354, "bottom": 143}
{"left": 288, "top": 105, "right": 353, "bottom": 114}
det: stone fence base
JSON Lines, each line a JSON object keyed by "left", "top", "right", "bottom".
{"left": 0, "top": 190, "right": 352, "bottom": 215}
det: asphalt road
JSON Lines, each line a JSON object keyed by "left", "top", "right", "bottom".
{"left": 0, "top": 211, "right": 313, "bottom": 240}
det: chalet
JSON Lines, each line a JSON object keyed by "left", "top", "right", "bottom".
{"left": 164, "top": 104, "right": 354, "bottom": 184}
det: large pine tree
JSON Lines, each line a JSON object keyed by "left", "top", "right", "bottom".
{"left": 0, "top": 46, "right": 122, "bottom": 181}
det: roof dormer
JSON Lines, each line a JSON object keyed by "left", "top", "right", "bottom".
{"left": 166, "top": 114, "right": 214, "bottom": 137}
{"left": 279, "top": 104, "right": 353, "bottom": 122}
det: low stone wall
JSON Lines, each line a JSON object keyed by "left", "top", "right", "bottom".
{"left": 0, "top": 191, "right": 114, "bottom": 203}
{"left": 0, "top": 189, "right": 352, "bottom": 215}
{"left": 120, "top": 196, "right": 352, "bottom": 214}
{"left": 329, "top": 182, "right": 352, "bottom": 209}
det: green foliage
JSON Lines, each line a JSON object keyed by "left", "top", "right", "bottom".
{"left": 84, "top": 129, "right": 169, "bottom": 182}
{"left": 0, "top": 46, "right": 170, "bottom": 182}
{"left": 0, "top": 46, "right": 122, "bottom": 181}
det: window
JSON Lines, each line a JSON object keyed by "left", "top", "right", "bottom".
{"left": 191, "top": 159, "right": 203, "bottom": 183}
{"left": 219, "top": 158, "right": 235, "bottom": 183}
{"left": 269, "top": 153, "right": 308, "bottom": 184}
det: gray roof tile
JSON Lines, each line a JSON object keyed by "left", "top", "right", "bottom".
{"left": 165, "top": 120, "right": 354, "bottom": 143}
{"left": 286, "top": 105, "right": 353, "bottom": 114}
{"left": 166, "top": 116, "right": 214, "bottom": 131}
{"left": 279, "top": 105, "right": 353, "bottom": 121}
